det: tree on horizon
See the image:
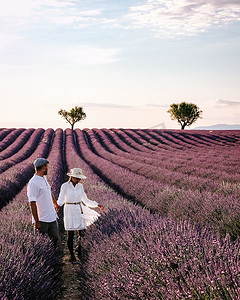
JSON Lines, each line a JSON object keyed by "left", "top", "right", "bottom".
{"left": 58, "top": 106, "right": 86, "bottom": 130}
{"left": 167, "top": 102, "right": 202, "bottom": 130}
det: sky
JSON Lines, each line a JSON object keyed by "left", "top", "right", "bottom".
{"left": 0, "top": 0, "right": 240, "bottom": 130}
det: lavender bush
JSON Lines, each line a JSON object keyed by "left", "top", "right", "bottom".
{"left": 0, "top": 222, "right": 61, "bottom": 300}
{"left": 0, "top": 128, "right": 34, "bottom": 160}
{"left": 0, "top": 127, "right": 240, "bottom": 299}
{"left": 46, "top": 128, "right": 65, "bottom": 198}
{"left": 0, "top": 128, "right": 44, "bottom": 173}
{"left": 75, "top": 129, "right": 240, "bottom": 237}
{"left": 88, "top": 129, "right": 240, "bottom": 196}
{"left": 62, "top": 129, "right": 240, "bottom": 299}
{"left": 84, "top": 129, "right": 230, "bottom": 192}
{"left": 0, "top": 128, "right": 14, "bottom": 141}
{"left": 0, "top": 128, "right": 25, "bottom": 152}
{"left": 0, "top": 129, "right": 63, "bottom": 299}
{"left": 84, "top": 212, "right": 240, "bottom": 299}
{"left": 0, "top": 129, "right": 53, "bottom": 209}
{"left": 102, "top": 128, "right": 240, "bottom": 182}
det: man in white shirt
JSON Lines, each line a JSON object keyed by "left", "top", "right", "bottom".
{"left": 27, "top": 158, "right": 59, "bottom": 247}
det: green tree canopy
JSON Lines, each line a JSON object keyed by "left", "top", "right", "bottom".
{"left": 167, "top": 102, "right": 202, "bottom": 130}
{"left": 58, "top": 106, "right": 86, "bottom": 130}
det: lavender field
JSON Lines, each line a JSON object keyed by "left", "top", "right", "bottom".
{"left": 0, "top": 128, "right": 240, "bottom": 299}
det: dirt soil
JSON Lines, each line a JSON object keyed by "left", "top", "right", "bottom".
{"left": 57, "top": 233, "right": 83, "bottom": 300}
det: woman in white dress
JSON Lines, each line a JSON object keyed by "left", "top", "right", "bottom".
{"left": 57, "top": 168, "right": 104, "bottom": 263}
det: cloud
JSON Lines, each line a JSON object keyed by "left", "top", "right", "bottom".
{"left": 0, "top": 0, "right": 104, "bottom": 56}
{"left": 0, "top": 0, "right": 102, "bottom": 38}
{"left": 0, "top": 0, "right": 120, "bottom": 66}
{"left": 69, "top": 46, "right": 120, "bottom": 65}
{"left": 125, "top": 0, "right": 240, "bottom": 37}
{"left": 217, "top": 99, "right": 240, "bottom": 106}
{"left": 41, "top": 7, "right": 102, "bottom": 26}
{"left": 0, "top": 33, "right": 25, "bottom": 50}
{"left": 145, "top": 103, "right": 169, "bottom": 108}
{"left": 43, "top": 44, "right": 120, "bottom": 65}
{"left": 78, "top": 102, "right": 168, "bottom": 109}
{"left": 80, "top": 102, "right": 137, "bottom": 109}
{"left": 0, "top": 0, "right": 73, "bottom": 26}
{"left": 2, "top": 0, "right": 240, "bottom": 49}
{"left": 0, "top": 41, "right": 120, "bottom": 66}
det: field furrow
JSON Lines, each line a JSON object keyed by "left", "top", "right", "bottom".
{"left": 75, "top": 129, "right": 240, "bottom": 238}
{"left": 0, "top": 128, "right": 25, "bottom": 152}
{"left": 0, "top": 129, "right": 54, "bottom": 209}
{"left": 0, "top": 128, "right": 15, "bottom": 142}
{"left": 0, "top": 128, "right": 45, "bottom": 173}
{"left": 0, "top": 128, "right": 35, "bottom": 160}
{"left": 0, "top": 128, "right": 240, "bottom": 299}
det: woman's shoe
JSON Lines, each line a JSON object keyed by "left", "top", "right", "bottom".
{"left": 69, "top": 255, "right": 79, "bottom": 264}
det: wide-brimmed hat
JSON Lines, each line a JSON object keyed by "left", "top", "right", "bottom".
{"left": 67, "top": 168, "right": 87, "bottom": 179}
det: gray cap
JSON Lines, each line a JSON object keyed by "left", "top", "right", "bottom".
{"left": 33, "top": 158, "right": 49, "bottom": 168}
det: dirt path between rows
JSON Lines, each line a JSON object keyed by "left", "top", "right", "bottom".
{"left": 57, "top": 233, "right": 83, "bottom": 300}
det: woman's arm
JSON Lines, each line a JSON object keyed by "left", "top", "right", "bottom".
{"left": 57, "top": 183, "right": 66, "bottom": 206}
{"left": 81, "top": 185, "right": 103, "bottom": 208}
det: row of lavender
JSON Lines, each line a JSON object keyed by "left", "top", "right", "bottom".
{"left": 85, "top": 128, "right": 240, "bottom": 188}
{"left": 0, "top": 129, "right": 53, "bottom": 209}
{"left": 74, "top": 129, "right": 240, "bottom": 239}
{"left": 105, "top": 129, "right": 240, "bottom": 173}
{"left": 0, "top": 129, "right": 45, "bottom": 174}
{"left": 0, "top": 129, "right": 63, "bottom": 299}
{"left": 1, "top": 128, "right": 239, "bottom": 177}
{"left": 63, "top": 129, "right": 240, "bottom": 299}
{"left": 0, "top": 128, "right": 240, "bottom": 298}
{"left": 91, "top": 128, "right": 240, "bottom": 186}
{"left": 1, "top": 127, "right": 239, "bottom": 158}
{"left": 1, "top": 127, "right": 239, "bottom": 235}
{"left": 106, "top": 128, "right": 239, "bottom": 150}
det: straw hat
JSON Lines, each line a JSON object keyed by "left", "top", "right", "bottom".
{"left": 67, "top": 168, "right": 87, "bottom": 179}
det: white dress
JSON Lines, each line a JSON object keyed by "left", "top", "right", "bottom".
{"left": 57, "top": 181, "right": 100, "bottom": 231}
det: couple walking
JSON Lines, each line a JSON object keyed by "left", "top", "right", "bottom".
{"left": 27, "top": 158, "right": 104, "bottom": 264}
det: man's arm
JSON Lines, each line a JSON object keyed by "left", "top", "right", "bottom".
{"left": 29, "top": 201, "right": 41, "bottom": 229}
{"left": 52, "top": 193, "right": 59, "bottom": 212}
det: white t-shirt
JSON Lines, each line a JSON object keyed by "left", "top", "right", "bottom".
{"left": 27, "top": 174, "right": 57, "bottom": 223}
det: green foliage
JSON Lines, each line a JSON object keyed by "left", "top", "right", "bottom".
{"left": 167, "top": 102, "right": 202, "bottom": 129}
{"left": 58, "top": 106, "right": 86, "bottom": 130}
